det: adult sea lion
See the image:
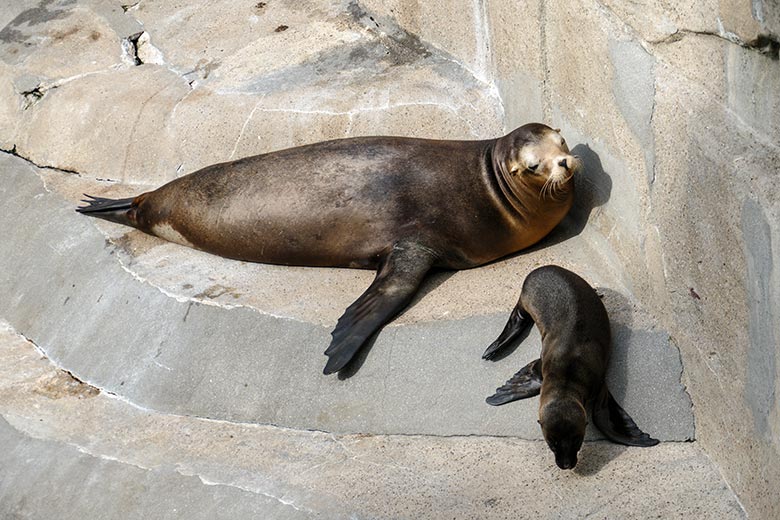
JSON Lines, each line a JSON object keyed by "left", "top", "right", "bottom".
{"left": 77, "top": 123, "right": 579, "bottom": 374}
{"left": 484, "top": 265, "right": 658, "bottom": 469}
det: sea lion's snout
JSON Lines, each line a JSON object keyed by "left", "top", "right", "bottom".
{"left": 540, "top": 399, "right": 586, "bottom": 470}
{"left": 555, "top": 451, "right": 578, "bottom": 470}
{"left": 550, "top": 443, "right": 581, "bottom": 470}
{"left": 546, "top": 154, "right": 580, "bottom": 188}
{"left": 554, "top": 154, "right": 581, "bottom": 175}
{"left": 567, "top": 154, "right": 582, "bottom": 174}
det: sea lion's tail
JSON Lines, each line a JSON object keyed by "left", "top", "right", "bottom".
{"left": 76, "top": 194, "right": 137, "bottom": 227}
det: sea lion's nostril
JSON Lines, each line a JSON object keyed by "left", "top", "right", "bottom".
{"left": 558, "top": 158, "right": 568, "bottom": 169}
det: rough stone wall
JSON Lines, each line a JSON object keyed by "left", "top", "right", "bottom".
{"left": 0, "top": 0, "right": 775, "bottom": 516}
{"left": 364, "top": 0, "right": 780, "bottom": 516}
{"left": 0, "top": 0, "right": 504, "bottom": 185}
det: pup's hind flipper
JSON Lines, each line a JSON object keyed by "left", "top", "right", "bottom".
{"left": 592, "top": 386, "right": 659, "bottom": 447}
{"left": 482, "top": 304, "right": 533, "bottom": 360}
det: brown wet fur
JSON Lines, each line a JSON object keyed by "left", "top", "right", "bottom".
{"left": 82, "top": 124, "right": 578, "bottom": 374}
{"left": 126, "top": 123, "right": 576, "bottom": 270}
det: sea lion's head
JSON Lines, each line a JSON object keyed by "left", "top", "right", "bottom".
{"left": 493, "top": 123, "right": 581, "bottom": 202}
{"left": 539, "top": 398, "right": 587, "bottom": 470}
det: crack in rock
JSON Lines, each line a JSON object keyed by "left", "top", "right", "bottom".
{"left": 15, "top": 330, "right": 100, "bottom": 400}
{"left": 121, "top": 2, "right": 141, "bottom": 12}
{"left": 0, "top": 146, "right": 80, "bottom": 176}
{"left": 20, "top": 86, "right": 46, "bottom": 109}
{"left": 121, "top": 31, "right": 165, "bottom": 66}
{"left": 121, "top": 31, "right": 143, "bottom": 65}
{"left": 748, "top": 34, "right": 780, "bottom": 60}
{"left": 650, "top": 27, "right": 780, "bottom": 60}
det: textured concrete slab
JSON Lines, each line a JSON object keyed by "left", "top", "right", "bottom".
{"left": 0, "top": 152, "right": 693, "bottom": 441}
{"left": 0, "top": 321, "right": 744, "bottom": 520}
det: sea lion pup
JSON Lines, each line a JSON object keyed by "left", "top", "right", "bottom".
{"left": 484, "top": 265, "right": 659, "bottom": 469}
{"left": 77, "top": 124, "right": 579, "bottom": 375}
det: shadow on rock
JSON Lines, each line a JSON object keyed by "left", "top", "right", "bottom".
{"left": 574, "top": 442, "right": 627, "bottom": 476}
{"left": 527, "top": 143, "right": 612, "bottom": 252}
{"left": 596, "top": 287, "right": 635, "bottom": 408}
{"left": 578, "top": 287, "right": 645, "bottom": 476}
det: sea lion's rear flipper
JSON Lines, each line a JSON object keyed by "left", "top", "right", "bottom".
{"left": 76, "top": 194, "right": 137, "bottom": 227}
{"left": 486, "top": 358, "right": 542, "bottom": 406}
{"left": 482, "top": 304, "right": 533, "bottom": 360}
{"left": 592, "top": 386, "right": 660, "bottom": 447}
{"left": 323, "top": 243, "right": 436, "bottom": 375}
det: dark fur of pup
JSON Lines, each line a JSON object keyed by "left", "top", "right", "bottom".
{"left": 484, "top": 265, "right": 659, "bottom": 469}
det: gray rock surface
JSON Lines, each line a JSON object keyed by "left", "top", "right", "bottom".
{"left": 0, "top": 151, "right": 694, "bottom": 441}
{"left": 0, "top": 322, "right": 744, "bottom": 520}
{"left": 1, "top": 0, "right": 777, "bottom": 517}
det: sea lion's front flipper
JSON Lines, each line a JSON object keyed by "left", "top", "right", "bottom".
{"left": 482, "top": 304, "right": 533, "bottom": 360}
{"left": 323, "top": 243, "right": 436, "bottom": 375}
{"left": 486, "top": 358, "right": 542, "bottom": 406}
{"left": 592, "top": 386, "right": 660, "bottom": 447}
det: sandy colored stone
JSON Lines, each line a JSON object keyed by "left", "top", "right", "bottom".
{"left": 1, "top": 0, "right": 502, "bottom": 182}
{"left": 647, "top": 33, "right": 780, "bottom": 519}
{"left": 486, "top": 0, "right": 545, "bottom": 129}
{"left": 0, "top": 61, "right": 21, "bottom": 150}
{"left": 4, "top": 6, "right": 124, "bottom": 78}
{"left": 13, "top": 64, "right": 190, "bottom": 182}
{"left": 360, "top": 0, "right": 491, "bottom": 82}
{"left": 2, "top": 0, "right": 779, "bottom": 516}
{"left": 0, "top": 322, "right": 744, "bottom": 519}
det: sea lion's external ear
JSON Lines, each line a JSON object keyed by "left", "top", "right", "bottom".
{"left": 592, "top": 386, "right": 659, "bottom": 447}
{"left": 554, "top": 128, "right": 561, "bottom": 133}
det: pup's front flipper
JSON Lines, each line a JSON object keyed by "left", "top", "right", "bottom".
{"left": 323, "top": 242, "right": 436, "bottom": 375}
{"left": 482, "top": 303, "right": 533, "bottom": 360}
{"left": 592, "top": 386, "right": 660, "bottom": 447}
{"left": 486, "top": 358, "right": 542, "bottom": 406}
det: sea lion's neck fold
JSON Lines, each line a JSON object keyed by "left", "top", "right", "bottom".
{"left": 489, "top": 140, "right": 532, "bottom": 220}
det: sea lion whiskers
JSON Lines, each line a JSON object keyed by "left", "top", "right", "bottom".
{"left": 540, "top": 172, "right": 570, "bottom": 201}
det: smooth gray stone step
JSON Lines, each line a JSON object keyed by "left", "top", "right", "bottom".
{"left": 0, "top": 322, "right": 744, "bottom": 520}
{"left": 0, "top": 153, "right": 693, "bottom": 440}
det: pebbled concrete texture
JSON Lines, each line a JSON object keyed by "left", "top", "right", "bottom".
{"left": 0, "top": 0, "right": 777, "bottom": 517}
{"left": 0, "top": 322, "right": 744, "bottom": 519}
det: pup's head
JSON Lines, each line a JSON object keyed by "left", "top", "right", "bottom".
{"left": 539, "top": 398, "right": 587, "bottom": 470}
